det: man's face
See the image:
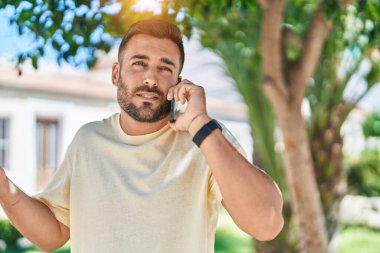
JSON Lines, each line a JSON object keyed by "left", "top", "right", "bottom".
{"left": 113, "top": 34, "right": 181, "bottom": 122}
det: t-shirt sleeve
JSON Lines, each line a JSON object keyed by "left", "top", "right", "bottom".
{"left": 208, "top": 122, "right": 248, "bottom": 203}
{"left": 34, "top": 152, "right": 72, "bottom": 227}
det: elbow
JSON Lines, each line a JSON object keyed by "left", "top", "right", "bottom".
{"left": 36, "top": 236, "right": 69, "bottom": 253}
{"left": 255, "top": 211, "right": 284, "bottom": 241}
{"left": 39, "top": 246, "right": 59, "bottom": 253}
{"left": 244, "top": 208, "right": 284, "bottom": 242}
{"left": 38, "top": 241, "right": 66, "bottom": 253}
{"left": 38, "top": 221, "right": 70, "bottom": 252}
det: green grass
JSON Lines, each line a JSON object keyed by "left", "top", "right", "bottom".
{"left": 215, "top": 206, "right": 380, "bottom": 253}
{"left": 215, "top": 207, "right": 254, "bottom": 253}
{"left": 3, "top": 221, "right": 380, "bottom": 253}
{"left": 336, "top": 226, "right": 380, "bottom": 253}
{"left": 3, "top": 243, "right": 70, "bottom": 253}
{"left": 215, "top": 227, "right": 253, "bottom": 253}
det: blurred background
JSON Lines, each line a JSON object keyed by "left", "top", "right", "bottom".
{"left": 0, "top": 0, "right": 379, "bottom": 253}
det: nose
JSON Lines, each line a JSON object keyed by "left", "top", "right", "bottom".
{"left": 143, "top": 70, "right": 158, "bottom": 86}
{"left": 143, "top": 78, "right": 157, "bottom": 86}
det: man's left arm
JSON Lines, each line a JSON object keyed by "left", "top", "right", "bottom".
{"left": 189, "top": 114, "right": 284, "bottom": 241}
{"left": 168, "top": 80, "right": 284, "bottom": 241}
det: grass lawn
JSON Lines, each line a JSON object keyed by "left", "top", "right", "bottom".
{"left": 4, "top": 243, "right": 70, "bottom": 253}
{"left": 3, "top": 216, "right": 380, "bottom": 253}
{"left": 336, "top": 226, "right": 380, "bottom": 253}
{"left": 215, "top": 207, "right": 380, "bottom": 253}
{"left": 215, "top": 207, "right": 254, "bottom": 253}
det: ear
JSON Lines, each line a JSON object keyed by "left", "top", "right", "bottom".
{"left": 112, "top": 62, "right": 120, "bottom": 86}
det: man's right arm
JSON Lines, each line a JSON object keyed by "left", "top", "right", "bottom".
{"left": 0, "top": 166, "right": 69, "bottom": 252}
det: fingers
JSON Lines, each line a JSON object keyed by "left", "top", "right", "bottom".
{"left": 167, "top": 79, "right": 208, "bottom": 132}
{"left": 167, "top": 79, "right": 201, "bottom": 104}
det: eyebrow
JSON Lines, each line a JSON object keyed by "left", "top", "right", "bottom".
{"left": 130, "top": 54, "right": 176, "bottom": 68}
{"left": 160, "top": 58, "right": 176, "bottom": 68}
{"left": 130, "top": 54, "right": 149, "bottom": 61}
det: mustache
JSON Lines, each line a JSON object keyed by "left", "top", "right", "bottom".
{"left": 132, "top": 86, "right": 165, "bottom": 99}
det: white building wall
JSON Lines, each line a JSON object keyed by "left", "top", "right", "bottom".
{"left": 0, "top": 95, "right": 118, "bottom": 194}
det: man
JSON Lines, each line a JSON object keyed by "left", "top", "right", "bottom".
{"left": 0, "top": 19, "right": 283, "bottom": 252}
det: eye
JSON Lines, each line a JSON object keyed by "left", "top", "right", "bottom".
{"left": 159, "top": 66, "right": 173, "bottom": 74}
{"left": 132, "top": 61, "right": 147, "bottom": 67}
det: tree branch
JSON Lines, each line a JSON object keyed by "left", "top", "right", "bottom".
{"left": 257, "top": 0, "right": 270, "bottom": 9}
{"left": 292, "top": 2, "right": 332, "bottom": 103}
{"left": 283, "top": 29, "right": 304, "bottom": 50}
{"left": 262, "top": 76, "right": 287, "bottom": 110}
{"left": 259, "top": 0, "right": 289, "bottom": 102}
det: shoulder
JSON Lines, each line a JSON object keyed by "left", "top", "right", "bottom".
{"left": 70, "top": 114, "right": 117, "bottom": 147}
{"left": 78, "top": 113, "right": 116, "bottom": 134}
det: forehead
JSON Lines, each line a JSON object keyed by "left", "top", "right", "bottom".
{"left": 121, "top": 34, "right": 181, "bottom": 65}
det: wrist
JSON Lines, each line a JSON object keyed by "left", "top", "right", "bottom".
{"left": 188, "top": 114, "right": 212, "bottom": 137}
{"left": 192, "top": 119, "right": 222, "bottom": 147}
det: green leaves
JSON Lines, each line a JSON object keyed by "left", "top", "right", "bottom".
{"left": 363, "top": 112, "right": 380, "bottom": 138}
{"left": 366, "top": 51, "right": 380, "bottom": 88}
{"left": 1, "top": 0, "right": 118, "bottom": 69}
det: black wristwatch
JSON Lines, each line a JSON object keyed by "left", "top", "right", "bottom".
{"left": 192, "top": 119, "right": 222, "bottom": 147}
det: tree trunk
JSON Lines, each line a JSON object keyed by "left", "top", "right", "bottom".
{"left": 275, "top": 107, "right": 328, "bottom": 253}
{"left": 310, "top": 125, "right": 346, "bottom": 239}
{"left": 258, "top": 1, "right": 332, "bottom": 251}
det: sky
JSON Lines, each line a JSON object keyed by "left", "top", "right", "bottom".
{"left": 0, "top": 7, "right": 379, "bottom": 111}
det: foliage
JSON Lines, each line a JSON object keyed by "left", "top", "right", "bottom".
{"left": 215, "top": 227, "right": 253, "bottom": 253}
{"left": 306, "top": 0, "right": 380, "bottom": 239}
{"left": 5, "top": 244, "right": 70, "bottom": 253}
{"left": 0, "top": 220, "right": 70, "bottom": 253}
{"left": 308, "top": 1, "right": 380, "bottom": 137}
{"left": 0, "top": 219, "right": 23, "bottom": 250}
{"left": 0, "top": 0, "right": 176, "bottom": 69}
{"left": 0, "top": 0, "right": 111, "bottom": 68}
{"left": 363, "top": 112, "right": 380, "bottom": 138}
{"left": 345, "top": 148, "right": 380, "bottom": 197}
{"left": 336, "top": 225, "right": 380, "bottom": 253}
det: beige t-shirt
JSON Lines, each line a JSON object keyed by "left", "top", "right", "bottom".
{"left": 35, "top": 113, "right": 245, "bottom": 253}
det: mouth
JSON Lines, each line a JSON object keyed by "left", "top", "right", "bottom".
{"left": 135, "top": 92, "right": 161, "bottom": 102}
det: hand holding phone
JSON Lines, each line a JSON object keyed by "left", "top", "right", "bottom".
{"left": 169, "top": 77, "right": 182, "bottom": 123}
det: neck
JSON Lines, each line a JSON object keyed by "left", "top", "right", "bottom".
{"left": 119, "top": 110, "right": 169, "bottom": 136}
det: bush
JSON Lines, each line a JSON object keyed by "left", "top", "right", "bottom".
{"left": 337, "top": 225, "right": 380, "bottom": 253}
{"left": 215, "top": 227, "right": 253, "bottom": 253}
{"left": 345, "top": 148, "right": 380, "bottom": 196}
{"left": 0, "top": 219, "right": 23, "bottom": 251}
{"left": 362, "top": 112, "right": 380, "bottom": 138}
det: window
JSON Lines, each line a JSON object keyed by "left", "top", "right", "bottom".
{"left": 36, "top": 118, "right": 59, "bottom": 190}
{"left": 0, "top": 118, "right": 10, "bottom": 169}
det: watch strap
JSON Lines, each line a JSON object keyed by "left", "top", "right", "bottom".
{"left": 192, "top": 119, "right": 222, "bottom": 147}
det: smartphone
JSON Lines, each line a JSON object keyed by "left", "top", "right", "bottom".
{"left": 169, "top": 77, "right": 182, "bottom": 123}
{"left": 169, "top": 100, "right": 176, "bottom": 123}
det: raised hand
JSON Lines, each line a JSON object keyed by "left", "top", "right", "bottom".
{"left": 166, "top": 79, "right": 211, "bottom": 132}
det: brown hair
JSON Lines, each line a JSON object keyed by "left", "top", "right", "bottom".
{"left": 118, "top": 19, "right": 185, "bottom": 72}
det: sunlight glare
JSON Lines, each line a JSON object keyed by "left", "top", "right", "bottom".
{"left": 133, "top": 0, "right": 162, "bottom": 13}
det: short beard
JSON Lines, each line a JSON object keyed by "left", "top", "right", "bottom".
{"left": 117, "top": 77, "right": 170, "bottom": 123}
